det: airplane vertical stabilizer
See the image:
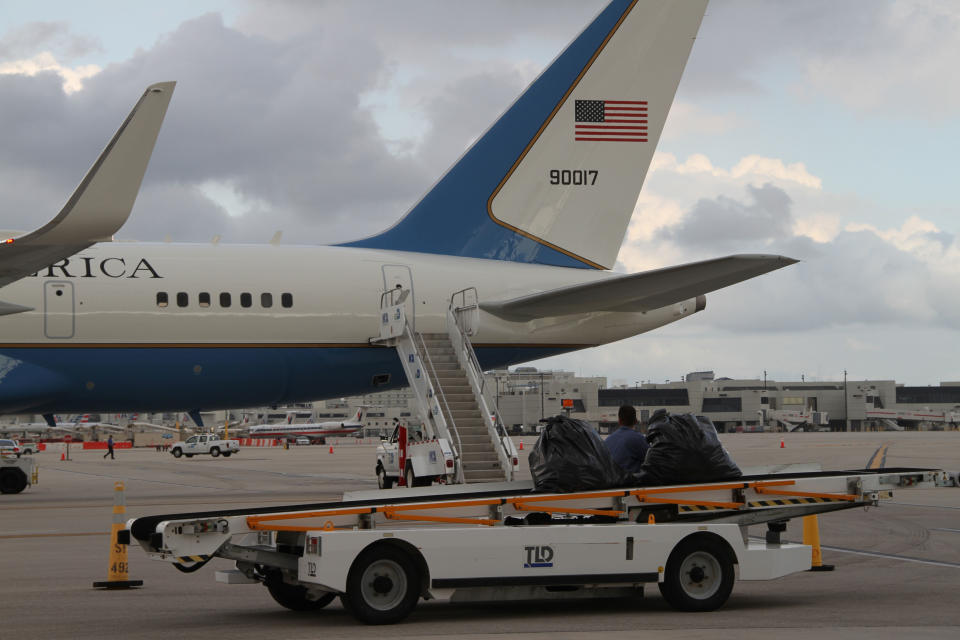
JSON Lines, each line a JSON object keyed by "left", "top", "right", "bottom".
{"left": 340, "top": 0, "right": 706, "bottom": 269}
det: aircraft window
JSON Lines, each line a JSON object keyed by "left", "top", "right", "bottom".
{"left": 199, "top": 292, "right": 211, "bottom": 308}
{"left": 261, "top": 293, "right": 273, "bottom": 308}
{"left": 177, "top": 292, "right": 188, "bottom": 307}
{"left": 220, "top": 292, "right": 231, "bottom": 308}
{"left": 240, "top": 292, "right": 252, "bottom": 308}
{"left": 281, "top": 293, "right": 293, "bottom": 308}
{"left": 156, "top": 292, "right": 168, "bottom": 308}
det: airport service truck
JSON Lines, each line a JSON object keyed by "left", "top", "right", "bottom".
{"left": 0, "top": 454, "right": 39, "bottom": 494}
{"left": 124, "top": 466, "right": 956, "bottom": 624}
{"left": 170, "top": 434, "right": 240, "bottom": 458}
{"left": 375, "top": 422, "right": 456, "bottom": 489}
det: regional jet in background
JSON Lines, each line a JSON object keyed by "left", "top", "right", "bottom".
{"left": 247, "top": 408, "right": 366, "bottom": 442}
{"left": 0, "top": 0, "right": 796, "bottom": 421}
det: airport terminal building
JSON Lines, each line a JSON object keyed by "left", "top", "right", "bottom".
{"left": 2, "top": 369, "right": 958, "bottom": 441}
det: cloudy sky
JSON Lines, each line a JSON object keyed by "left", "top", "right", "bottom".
{"left": 1, "top": 1, "right": 957, "bottom": 387}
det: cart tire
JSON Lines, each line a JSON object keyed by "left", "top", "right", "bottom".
{"left": 265, "top": 573, "right": 335, "bottom": 611}
{"left": 345, "top": 544, "right": 420, "bottom": 624}
{"left": 185, "top": 453, "right": 194, "bottom": 458}
{"left": 377, "top": 466, "right": 393, "bottom": 490}
{"left": 0, "top": 468, "right": 28, "bottom": 494}
{"left": 171, "top": 448, "right": 182, "bottom": 458}
{"left": 658, "top": 535, "right": 735, "bottom": 612}
{"left": 222, "top": 452, "right": 232, "bottom": 457}
{"left": 210, "top": 447, "right": 220, "bottom": 457}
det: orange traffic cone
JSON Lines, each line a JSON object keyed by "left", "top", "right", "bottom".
{"left": 60, "top": 452, "right": 66, "bottom": 461}
{"left": 518, "top": 441, "right": 523, "bottom": 451}
{"left": 93, "top": 482, "right": 143, "bottom": 589}
{"left": 328, "top": 445, "right": 334, "bottom": 454}
{"left": 780, "top": 439, "right": 785, "bottom": 449}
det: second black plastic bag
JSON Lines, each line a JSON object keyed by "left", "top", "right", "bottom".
{"left": 529, "top": 415, "right": 635, "bottom": 493}
{"left": 636, "top": 410, "right": 742, "bottom": 485}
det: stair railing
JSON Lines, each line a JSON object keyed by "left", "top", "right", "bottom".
{"left": 447, "top": 288, "right": 516, "bottom": 481}
{"left": 415, "top": 331, "right": 464, "bottom": 483}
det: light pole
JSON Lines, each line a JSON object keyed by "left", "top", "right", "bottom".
{"left": 843, "top": 369, "right": 849, "bottom": 432}
{"left": 540, "top": 372, "right": 545, "bottom": 422}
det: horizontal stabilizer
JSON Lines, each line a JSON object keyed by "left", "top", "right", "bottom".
{"left": 0, "top": 81, "right": 175, "bottom": 289}
{"left": 480, "top": 254, "right": 798, "bottom": 321}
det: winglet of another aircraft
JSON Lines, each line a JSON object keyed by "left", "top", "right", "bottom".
{"left": 0, "top": 81, "right": 176, "bottom": 290}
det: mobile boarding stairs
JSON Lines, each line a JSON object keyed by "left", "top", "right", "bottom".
{"left": 371, "top": 286, "right": 519, "bottom": 486}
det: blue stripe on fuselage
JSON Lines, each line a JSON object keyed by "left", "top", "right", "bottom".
{"left": 337, "top": 1, "right": 633, "bottom": 268}
{"left": 0, "top": 345, "right": 577, "bottom": 413}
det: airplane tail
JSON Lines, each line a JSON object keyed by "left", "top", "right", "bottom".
{"left": 340, "top": 0, "right": 706, "bottom": 269}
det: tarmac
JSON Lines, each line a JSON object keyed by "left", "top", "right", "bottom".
{"left": 1, "top": 431, "right": 958, "bottom": 639}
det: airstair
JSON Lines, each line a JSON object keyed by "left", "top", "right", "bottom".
{"left": 373, "top": 287, "right": 518, "bottom": 484}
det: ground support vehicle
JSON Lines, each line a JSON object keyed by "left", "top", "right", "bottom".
{"left": 376, "top": 423, "right": 456, "bottom": 489}
{"left": 0, "top": 454, "right": 38, "bottom": 494}
{"left": 126, "top": 467, "right": 954, "bottom": 624}
{"left": 170, "top": 434, "right": 240, "bottom": 458}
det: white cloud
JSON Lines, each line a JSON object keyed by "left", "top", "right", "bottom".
{"left": 649, "top": 152, "right": 821, "bottom": 189}
{"left": 661, "top": 101, "right": 737, "bottom": 140}
{"left": 0, "top": 51, "right": 99, "bottom": 93}
{"left": 800, "top": 1, "right": 960, "bottom": 118}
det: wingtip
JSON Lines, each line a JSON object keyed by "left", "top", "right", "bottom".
{"left": 146, "top": 81, "right": 177, "bottom": 94}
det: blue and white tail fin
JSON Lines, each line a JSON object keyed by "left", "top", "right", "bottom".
{"left": 340, "top": 0, "right": 707, "bottom": 270}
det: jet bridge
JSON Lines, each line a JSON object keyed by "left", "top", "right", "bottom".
{"left": 372, "top": 287, "right": 519, "bottom": 484}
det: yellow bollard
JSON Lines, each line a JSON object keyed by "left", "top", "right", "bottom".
{"left": 802, "top": 515, "right": 834, "bottom": 572}
{"left": 93, "top": 482, "right": 143, "bottom": 589}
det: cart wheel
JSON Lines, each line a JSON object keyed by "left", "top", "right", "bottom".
{"left": 210, "top": 447, "right": 220, "bottom": 457}
{"left": 185, "top": 453, "right": 193, "bottom": 458}
{"left": 658, "top": 535, "right": 735, "bottom": 612}
{"left": 377, "top": 466, "right": 393, "bottom": 490}
{"left": 0, "top": 468, "right": 28, "bottom": 494}
{"left": 222, "top": 452, "right": 232, "bottom": 457}
{"left": 171, "top": 448, "right": 182, "bottom": 458}
{"left": 265, "top": 573, "right": 335, "bottom": 611}
{"left": 345, "top": 545, "right": 420, "bottom": 624}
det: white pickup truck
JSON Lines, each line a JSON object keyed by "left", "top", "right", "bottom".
{"left": 170, "top": 434, "right": 240, "bottom": 458}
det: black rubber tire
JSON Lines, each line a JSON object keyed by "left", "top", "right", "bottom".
{"left": 404, "top": 464, "right": 416, "bottom": 489}
{"left": 658, "top": 535, "right": 735, "bottom": 612}
{"left": 344, "top": 545, "right": 420, "bottom": 625}
{"left": 222, "top": 452, "right": 232, "bottom": 457}
{"left": 171, "top": 448, "right": 182, "bottom": 458}
{"left": 377, "top": 466, "right": 394, "bottom": 490}
{"left": 265, "top": 573, "right": 336, "bottom": 611}
{"left": 0, "top": 468, "right": 28, "bottom": 494}
{"left": 185, "top": 453, "right": 194, "bottom": 458}
{"left": 210, "top": 447, "right": 220, "bottom": 457}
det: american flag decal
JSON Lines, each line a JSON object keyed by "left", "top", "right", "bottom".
{"left": 574, "top": 99, "right": 648, "bottom": 142}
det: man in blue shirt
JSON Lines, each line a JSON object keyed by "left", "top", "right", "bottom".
{"left": 604, "top": 405, "right": 649, "bottom": 475}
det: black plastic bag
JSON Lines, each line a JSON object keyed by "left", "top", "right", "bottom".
{"left": 529, "top": 415, "right": 635, "bottom": 493}
{"left": 636, "top": 411, "right": 741, "bottom": 485}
